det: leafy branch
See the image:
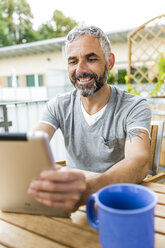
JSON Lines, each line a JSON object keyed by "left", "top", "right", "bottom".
{"left": 125, "top": 74, "right": 139, "bottom": 95}
{"left": 151, "top": 53, "right": 165, "bottom": 97}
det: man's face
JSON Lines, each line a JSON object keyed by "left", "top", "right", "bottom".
{"left": 67, "top": 35, "right": 108, "bottom": 97}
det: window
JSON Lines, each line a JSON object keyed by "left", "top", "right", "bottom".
{"left": 7, "top": 76, "right": 19, "bottom": 87}
{"left": 16, "top": 76, "right": 19, "bottom": 86}
{"left": 7, "top": 76, "right": 12, "bottom": 87}
{"left": 38, "top": 74, "right": 43, "bottom": 86}
{"left": 26, "top": 75, "right": 35, "bottom": 87}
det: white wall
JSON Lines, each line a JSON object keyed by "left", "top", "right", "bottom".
{"left": 0, "top": 50, "right": 67, "bottom": 76}
{"left": 0, "top": 42, "right": 129, "bottom": 78}
{"left": 111, "top": 42, "right": 128, "bottom": 69}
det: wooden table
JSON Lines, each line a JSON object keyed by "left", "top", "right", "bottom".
{"left": 0, "top": 182, "right": 164, "bottom": 248}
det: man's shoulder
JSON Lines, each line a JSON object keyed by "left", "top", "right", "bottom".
{"left": 112, "top": 85, "right": 147, "bottom": 104}
{"left": 56, "top": 89, "right": 77, "bottom": 100}
{"left": 111, "top": 86, "right": 151, "bottom": 118}
{"left": 48, "top": 89, "right": 78, "bottom": 106}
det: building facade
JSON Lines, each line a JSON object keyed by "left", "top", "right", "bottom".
{"left": 0, "top": 29, "right": 130, "bottom": 96}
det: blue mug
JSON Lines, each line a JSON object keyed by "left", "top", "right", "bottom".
{"left": 86, "top": 183, "right": 157, "bottom": 248}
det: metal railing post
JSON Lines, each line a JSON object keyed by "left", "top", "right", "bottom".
{"left": 0, "top": 105, "right": 12, "bottom": 131}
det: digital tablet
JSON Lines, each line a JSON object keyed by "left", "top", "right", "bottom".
{"left": 0, "top": 131, "right": 69, "bottom": 217}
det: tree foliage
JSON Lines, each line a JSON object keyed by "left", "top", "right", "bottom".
{"left": 0, "top": 7, "right": 12, "bottom": 46}
{"left": 37, "top": 10, "right": 78, "bottom": 41}
{"left": 53, "top": 10, "right": 77, "bottom": 37}
{"left": 0, "top": 0, "right": 78, "bottom": 46}
{"left": 37, "top": 23, "right": 55, "bottom": 40}
{"left": 0, "top": 0, "right": 33, "bottom": 44}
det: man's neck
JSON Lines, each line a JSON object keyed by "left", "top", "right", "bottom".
{"left": 81, "top": 84, "right": 111, "bottom": 115}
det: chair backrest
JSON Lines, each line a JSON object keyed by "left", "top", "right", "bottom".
{"left": 149, "top": 120, "right": 164, "bottom": 176}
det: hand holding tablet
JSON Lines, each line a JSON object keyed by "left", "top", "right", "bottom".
{"left": 0, "top": 131, "right": 69, "bottom": 217}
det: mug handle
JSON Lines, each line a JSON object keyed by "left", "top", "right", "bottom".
{"left": 86, "top": 193, "right": 99, "bottom": 230}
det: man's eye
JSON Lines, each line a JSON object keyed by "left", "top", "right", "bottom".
{"left": 69, "top": 60, "right": 77, "bottom": 64}
{"left": 88, "top": 58, "right": 97, "bottom": 62}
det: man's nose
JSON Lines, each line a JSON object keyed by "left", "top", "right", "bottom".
{"left": 76, "top": 61, "right": 88, "bottom": 75}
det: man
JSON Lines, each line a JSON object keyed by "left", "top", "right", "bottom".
{"left": 28, "top": 26, "right": 151, "bottom": 212}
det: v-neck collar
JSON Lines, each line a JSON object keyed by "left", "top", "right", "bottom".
{"left": 76, "top": 85, "right": 116, "bottom": 131}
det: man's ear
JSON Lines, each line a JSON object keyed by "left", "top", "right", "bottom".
{"left": 107, "top": 53, "right": 115, "bottom": 71}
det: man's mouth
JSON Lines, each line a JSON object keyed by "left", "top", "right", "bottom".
{"left": 77, "top": 77, "right": 94, "bottom": 85}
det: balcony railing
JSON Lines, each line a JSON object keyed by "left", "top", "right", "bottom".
{"left": 0, "top": 100, "right": 66, "bottom": 161}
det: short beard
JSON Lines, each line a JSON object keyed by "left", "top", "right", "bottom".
{"left": 70, "top": 65, "right": 108, "bottom": 97}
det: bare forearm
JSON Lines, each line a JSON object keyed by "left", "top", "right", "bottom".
{"left": 102, "top": 157, "right": 149, "bottom": 184}
{"left": 80, "top": 157, "right": 149, "bottom": 205}
{"left": 80, "top": 129, "right": 150, "bottom": 206}
{"left": 34, "top": 122, "right": 55, "bottom": 140}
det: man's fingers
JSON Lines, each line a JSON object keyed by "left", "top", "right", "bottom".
{"left": 28, "top": 190, "right": 82, "bottom": 212}
{"left": 40, "top": 167, "right": 85, "bottom": 182}
{"left": 29, "top": 179, "right": 86, "bottom": 193}
{"left": 28, "top": 167, "right": 87, "bottom": 212}
{"left": 35, "top": 198, "right": 79, "bottom": 212}
{"left": 28, "top": 190, "right": 80, "bottom": 203}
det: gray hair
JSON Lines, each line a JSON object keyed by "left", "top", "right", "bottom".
{"left": 66, "top": 25, "right": 111, "bottom": 62}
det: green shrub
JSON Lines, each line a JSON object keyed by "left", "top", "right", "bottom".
{"left": 107, "top": 71, "right": 116, "bottom": 84}
{"left": 117, "top": 69, "right": 127, "bottom": 84}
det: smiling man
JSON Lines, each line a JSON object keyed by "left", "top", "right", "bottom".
{"left": 68, "top": 34, "right": 111, "bottom": 97}
{"left": 28, "top": 26, "right": 151, "bottom": 213}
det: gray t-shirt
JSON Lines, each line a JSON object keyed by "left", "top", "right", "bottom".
{"left": 41, "top": 86, "right": 151, "bottom": 172}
